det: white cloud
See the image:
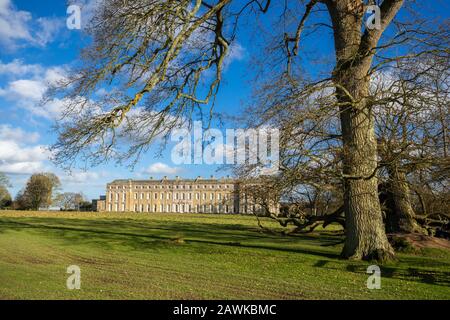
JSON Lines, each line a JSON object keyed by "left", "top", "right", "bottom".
{"left": 0, "top": 140, "right": 48, "bottom": 163}
{"left": 143, "top": 162, "right": 182, "bottom": 175}
{"left": 0, "top": 123, "right": 48, "bottom": 175}
{"left": 43, "top": 66, "right": 67, "bottom": 84}
{"left": 0, "top": 60, "right": 69, "bottom": 119}
{"left": 0, "top": 124, "right": 40, "bottom": 143}
{"left": 0, "top": 0, "right": 63, "bottom": 49}
{"left": 6, "top": 79, "right": 47, "bottom": 100}
{"left": 0, "top": 121, "right": 114, "bottom": 198}
{"left": 226, "top": 42, "right": 245, "bottom": 63}
{"left": 60, "top": 170, "right": 101, "bottom": 184}
{"left": 0, "top": 59, "right": 43, "bottom": 76}
{"left": 0, "top": 140, "right": 49, "bottom": 174}
{"left": 35, "top": 17, "right": 64, "bottom": 46}
{"left": 0, "top": 161, "right": 44, "bottom": 174}
{"left": 0, "top": 0, "right": 32, "bottom": 47}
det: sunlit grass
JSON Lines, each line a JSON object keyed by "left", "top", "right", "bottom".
{"left": 0, "top": 210, "right": 448, "bottom": 299}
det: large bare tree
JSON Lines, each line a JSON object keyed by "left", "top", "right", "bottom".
{"left": 375, "top": 55, "right": 450, "bottom": 234}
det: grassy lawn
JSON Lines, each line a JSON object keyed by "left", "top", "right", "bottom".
{"left": 0, "top": 210, "right": 449, "bottom": 299}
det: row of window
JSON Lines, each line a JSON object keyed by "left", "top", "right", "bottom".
{"left": 108, "top": 203, "right": 237, "bottom": 213}
{"left": 109, "top": 184, "right": 234, "bottom": 190}
{"left": 109, "top": 192, "right": 235, "bottom": 201}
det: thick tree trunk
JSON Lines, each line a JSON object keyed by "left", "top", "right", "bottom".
{"left": 385, "top": 166, "right": 423, "bottom": 233}
{"left": 338, "top": 91, "right": 394, "bottom": 260}
{"left": 327, "top": 0, "right": 395, "bottom": 261}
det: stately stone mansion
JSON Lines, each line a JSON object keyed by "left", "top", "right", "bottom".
{"left": 94, "top": 176, "right": 277, "bottom": 214}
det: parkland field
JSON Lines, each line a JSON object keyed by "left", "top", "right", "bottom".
{"left": 0, "top": 211, "right": 449, "bottom": 299}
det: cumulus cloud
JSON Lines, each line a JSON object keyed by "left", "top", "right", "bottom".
{"left": 0, "top": 60, "right": 69, "bottom": 119}
{"left": 0, "top": 124, "right": 40, "bottom": 143}
{"left": 0, "top": 140, "right": 49, "bottom": 174}
{"left": 0, "top": 124, "right": 49, "bottom": 174}
{"left": 34, "top": 17, "right": 64, "bottom": 46}
{"left": 0, "top": 59, "right": 43, "bottom": 76}
{"left": 0, "top": 123, "right": 114, "bottom": 196}
{"left": 0, "top": 0, "right": 63, "bottom": 49}
{"left": 143, "top": 162, "right": 182, "bottom": 175}
{"left": 0, "top": 0, "right": 32, "bottom": 47}
{"left": 0, "top": 161, "right": 44, "bottom": 174}
{"left": 6, "top": 79, "right": 47, "bottom": 100}
{"left": 60, "top": 170, "right": 103, "bottom": 184}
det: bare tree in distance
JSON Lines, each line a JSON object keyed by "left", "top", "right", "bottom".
{"left": 0, "top": 173, "right": 10, "bottom": 188}
{"left": 0, "top": 173, "right": 13, "bottom": 209}
{"left": 54, "top": 192, "right": 85, "bottom": 211}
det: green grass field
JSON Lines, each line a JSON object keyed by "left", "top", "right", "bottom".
{"left": 0, "top": 211, "right": 449, "bottom": 299}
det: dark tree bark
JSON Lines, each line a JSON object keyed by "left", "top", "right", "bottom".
{"left": 385, "top": 165, "right": 423, "bottom": 233}
{"left": 326, "top": 0, "right": 402, "bottom": 261}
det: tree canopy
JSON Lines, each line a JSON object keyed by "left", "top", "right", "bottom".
{"left": 15, "top": 173, "right": 61, "bottom": 210}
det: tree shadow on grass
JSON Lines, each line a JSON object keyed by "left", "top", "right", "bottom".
{"left": 0, "top": 217, "right": 341, "bottom": 260}
{"left": 310, "top": 256, "right": 450, "bottom": 288}
{"left": 313, "top": 260, "right": 330, "bottom": 268}
{"left": 344, "top": 263, "right": 450, "bottom": 287}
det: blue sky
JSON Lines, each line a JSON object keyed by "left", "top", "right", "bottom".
{"left": 0, "top": 0, "right": 257, "bottom": 200}
{"left": 0, "top": 0, "right": 447, "bottom": 200}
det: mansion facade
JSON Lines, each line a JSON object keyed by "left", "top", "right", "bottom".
{"left": 94, "top": 176, "right": 277, "bottom": 214}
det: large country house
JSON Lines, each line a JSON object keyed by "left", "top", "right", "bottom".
{"left": 94, "top": 176, "right": 278, "bottom": 214}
